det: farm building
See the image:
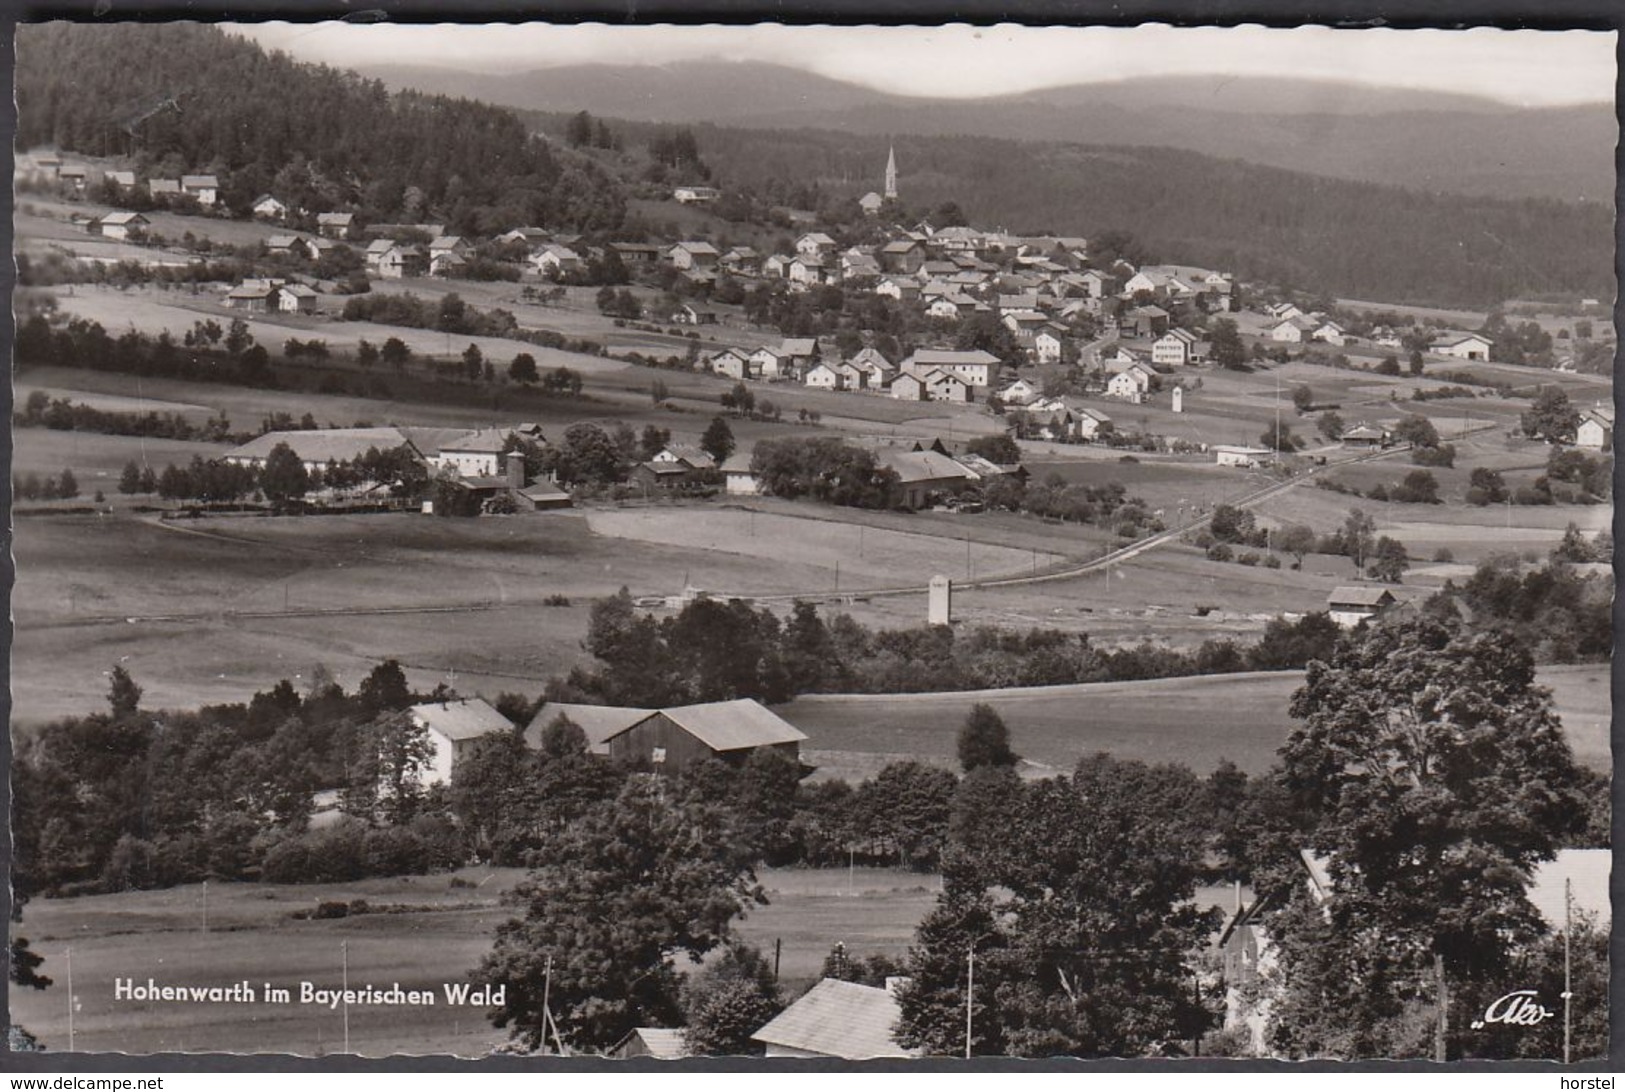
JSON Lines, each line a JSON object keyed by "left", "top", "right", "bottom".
{"left": 529, "top": 244, "right": 583, "bottom": 278}
{"left": 1576, "top": 406, "right": 1614, "bottom": 450}
{"left": 1340, "top": 424, "right": 1387, "bottom": 448}
{"left": 878, "top": 447, "right": 976, "bottom": 508}
{"left": 804, "top": 362, "right": 844, "bottom": 390}
{"left": 406, "top": 697, "right": 514, "bottom": 788}
{"left": 924, "top": 369, "right": 972, "bottom": 403}
{"left": 610, "top": 1028, "right": 689, "bottom": 1060}
{"left": 276, "top": 283, "right": 318, "bottom": 314}
{"left": 1213, "top": 445, "right": 1273, "bottom": 469}
{"left": 148, "top": 178, "right": 181, "bottom": 198}
{"left": 431, "top": 429, "right": 520, "bottom": 478}
{"left": 751, "top": 978, "right": 916, "bottom": 1060}
{"left": 224, "top": 280, "right": 279, "bottom": 312}
{"left": 670, "top": 303, "right": 716, "bottom": 325}
{"left": 1152, "top": 328, "right": 1200, "bottom": 366}
{"left": 751, "top": 347, "right": 789, "bottom": 380}
{"left": 1106, "top": 364, "right": 1154, "bottom": 401}
{"left": 1073, "top": 405, "right": 1114, "bottom": 441}
{"left": 266, "top": 234, "right": 299, "bottom": 255}
{"left": 317, "top": 212, "right": 355, "bottom": 238}
{"left": 890, "top": 371, "right": 928, "bottom": 402}
{"left": 94, "top": 211, "right": 149, "bottom": 240}
{"left": 1326, "top": 585, "right": 1396, "bottom": 628}
{"left": 180, "top": 174, "right": 218, "bottom": 206}
{"left": 251, "top": 194, "right": 288, "bottom": 220}
{"left": 534, "top": 698, "right": 806, "bottom": 775}
{"left": 1430, "top": 332, "right": 1493, "bottom": 360}
{"left": 672, "top": 185, "right": 720, "bottom": 205}
{"left": 707, "top": 348, "right": 750, "bottom": 380}
{"left": 721, "top": 453, "right": 762, "bottom": 495}
{"left": 1033, "top": 329, "right": 1065, "bottom": 364}
{"left": 224, "top": 427, "right": 423, "bottom": 474}
{"left": 629, "top": 461, "right": 699, "bottom": 492}
{"left": 377, "top": 245, "right": 428, "bottom": 279}
{"left": 667, "top": 241, "right": 720, "bottom": 270}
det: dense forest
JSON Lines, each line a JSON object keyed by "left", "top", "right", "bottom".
{"left": 538, "top": 113, "right": 1613, "bottom": 309}
{"left": 15, "top": 23, "right": 625, "bottom": 234}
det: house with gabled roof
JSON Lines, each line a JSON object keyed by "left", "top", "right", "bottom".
{"left": 251, "top": 194, "right": 288, "bottom": 221}
{"left": 277, "top": 283, "right": 318, "bottom": 314}
{"left": 1576, "top": 404, "right": 1614, "bottom": 450}
{"left": 795, "top": 232, "right": 836, "bottom": 259}
{"left": 752, "top": 978, "right": 915, "bottom": 1059}
{"left": 405, "top": 698, "right": 515, "bottom": 787}
{"left": 317, "top": 212, "right": 355, "bottom": 238}
{"left": 180, "top": 174, "right": 218, "bottom": 206}
{"left": 94, "top": 211, "right": 149, "bottom": 241}
{"left": 1430, "top": 332, "right": 1494, "bottom": 361}
{"left": 667, "top": 240, "right": 720, "bottom": 271}
{"left": 707, "top": 347, "right": 751, "bottom": 381}
{"left": 1326, "top": 585, "right": 1397, "bottom": 628}
{"left": 1152, "top": 327, "right": 1201, "bottom": 366}
{"left": 902, "top": 348, "right": 999, "bottom": 389}
{"left": 548, "top": 698, "right": 807, "bottom": 774}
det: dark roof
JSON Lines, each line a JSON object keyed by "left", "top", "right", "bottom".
{"left": 1327, "top": 585, "right": 1396, "bottom": 608}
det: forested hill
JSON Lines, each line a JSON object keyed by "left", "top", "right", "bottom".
{"left": 14, "top": 23, "right": 625, "bottom": 233}
{"left": 591, "top": 117, "right": 1613, "bottom": 309}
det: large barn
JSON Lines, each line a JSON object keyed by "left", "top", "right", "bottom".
{"left": 526, "top": 697, "right": 807, "bottom": 775}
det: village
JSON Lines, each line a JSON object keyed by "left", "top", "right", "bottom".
{"left": 8, "top": 22, "right": 1616, "bottom": 1068}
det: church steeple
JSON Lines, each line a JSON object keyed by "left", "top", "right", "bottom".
{"left": 884, "top": 144, "right": 898, "bottom": 200}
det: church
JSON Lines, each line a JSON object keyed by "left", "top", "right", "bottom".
{"left": 860, "top": 145, "right": 897, "bottom": 215}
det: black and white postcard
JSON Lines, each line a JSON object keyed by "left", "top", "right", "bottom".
{"left": 6, "top": 19, "right": 1616, "bottom": 1066}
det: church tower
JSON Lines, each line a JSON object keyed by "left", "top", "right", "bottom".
{"left": 884, "top": 144, "right": 898, "bottom": 200}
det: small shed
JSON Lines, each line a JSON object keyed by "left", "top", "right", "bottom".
{"left": 1326, "top": 585, "right": 1396, "bottom": 628}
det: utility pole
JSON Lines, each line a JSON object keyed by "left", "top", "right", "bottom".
{"left": 1433, "top": 953, "right": 1447, "bottom": 1063}
{"left": 66, "top": 946, "right": 74, "bottom": 1052}
{"left": 1563, "top": 877, "right": 1573, "bottom": 1065}
{"left": 342, "top": 940, "right": 350, "bottom": 1055}
{"left": 541, "top": 953, "right": 554, "bottom": 1056}
{"left": 773, "top": 938, "right": 782, "bottom": 982}
{"left": 964, "top": 942, "right": 975, "bottom": 1060}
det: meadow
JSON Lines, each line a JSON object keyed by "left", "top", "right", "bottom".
{"left": 778, "top": 663, "right": 1611, "bottom": 779}
{"left": 8, "top": 865, "right": 937, "bottom": 1057}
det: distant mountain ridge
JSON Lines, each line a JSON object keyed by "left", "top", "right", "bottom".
{"left": 355, "top": 61, "right": 1615, "bottom": 203}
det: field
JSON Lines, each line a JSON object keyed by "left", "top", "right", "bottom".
{"left": 7, "top": 865, "right": 935, "bottom": 1056}
{"left": 780, "top": 664, "right": 1611, "bottom": 781}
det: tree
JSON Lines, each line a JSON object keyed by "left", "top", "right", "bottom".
{"left": 897, "top": 754, "right": 1216, "bottom": 1057}
{"left": 1366, "top": 536, "right": 1410, "bottom": 583}
{"left": 966, "top": 433, "right": 1021, "bottom": 466}
{"left": 680, "top": 943, "right": 782, "bottom": 1056}
{"left": 380, "top": 336, "right": 412, "bottom": 373}
{"left": 118, "top": 461, "right": 142, "bottom": 495}
{"left": 1407, "top": 349, "right": 1425, "bottom": 376}
{"left": 1393, "top": 469, "right": 1439, "bottom": 505}
{"left": 1271, "top": 617, "right": 1588, "bottom": 1056}
{"left": 565, "top": 109, "right": 593, "bottom": 148}
{"left": 224, "top": 317, "right": 253, "bottom": 357}
{"left": 1277, "top": 523, "right": 1316, "bottom": 569}
{"left": 357, "top": 339, "right": 379, "bottom": 369}
{"left": 551, "top": 423, "right": 625, "bottom": 486}
{"left": 108, "top": 664, "right": 143, "bottom": 719}
{"left": 1466, "top": 466, "right": 1508, "bottom": 506}
{"left": 1208, "top": 319, "right": 1246, "bottom": 370}
{"left": 476, "top": 777, "right": 763, "bottom": 1053}
{"left": 1342, "top": 508, "right": 1377, "bottom": 572}
{"left": 956, "top": 703, "right": 1018, "bottom": 772}
{"left": 639, "top": 425, "right": 672, "bottom": 462}
{"left": 700, "top": 416, "right": 736, "bottom": 464}
{"left": 1520, "top": 386, "right": 1580, "bottom": 444}
{"left": 371, "top": 710, "right": 433, "bottom": 824}
{"left": 461, "top": 343, "right": 484, "bottom": 383}
{"left": 1209, "top": 503, "right": 1256, "bottom": 544}
{"left": 1290, "top": 384, "right": 1314, "bottom": 412}
{"left": 259, "top": 442, "right": 309, "bottom": 503}
{"left": 508, "top": 352, "right": 538, "bottom": 385}
{"left": 650, "top": 378, "right": 670, "bottom": 406}
{"left": 357, "top": 659, "right": 413, "bottom": 714}
{"left": 1260, "top": 421, "right": 1299, "bottom": 452}
{"left": 1392, "top": 413, "right": 1440, "bottom": 449}
{"left": 1318, "top": 411, "right": 1345, "bottom": 442}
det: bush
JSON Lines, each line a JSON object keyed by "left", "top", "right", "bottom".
{"left": 1262, "top": 554, "right": 1283, "bottom": 569}
{"left": 312, "top": 900, "right": 351, "bottom": 920}
{"left": 1206, "top": 543, "right": 1234, "bottom": 562}
{"left": 362, "top": 826, "right": 429, "bottom": 877}
{"left": 1236, "top": 551, "right": 1261, "bottom": 566}
{"left": 1412, "top": 443, "right": 1456, "bottom": 468}
{"left": 1365, "top": 484, "right": 1389, "bottom": 502}
{"left": 1433, "top": 547, "right": 1455, "bottom": 562}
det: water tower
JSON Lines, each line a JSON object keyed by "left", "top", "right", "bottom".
{"left": 928, "top": 574, "right": 952, "bottom": 625}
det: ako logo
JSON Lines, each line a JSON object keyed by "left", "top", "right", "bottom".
{"left": 1470, "top": 989, "right": 1558, "bottom": 1030}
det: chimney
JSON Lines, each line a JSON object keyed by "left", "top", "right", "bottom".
{"left": 505, "top": 450, "right": 527, "bottom": 489}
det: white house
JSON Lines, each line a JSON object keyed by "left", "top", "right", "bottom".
{"left": 317, "top": 212, "right": 354, "bottom": 239}
{"left": 750, "top": 347, "right": 789, "bottom": 380}
{"left": 1268, "top": 319, "right": 1305, "bottom": 344}
{"left": 251, "top": 194, "right": 288, "bottom": 221}
{"left": 433, "top": 428, "right": 516, "bottom": 477}
{"left": 707, "top": 348, "right": 751, "bottom": 380}
{"left": 529, "top": 244, "right": 583, "bottom": 278}
{"left": 891, "top": 372, "right": 928, "bottom": 401}
{"left": 180, "top": 174, "right": 218, "bottom": 206}
{"left": 902, "top": 349, "right": 998, "bottom": 389}
{"left": 407, "top": 698, "right": 514, "bottom": 787}
{"left": 924, "top": 370, "right": 972, "bottom": 403}
{"left": 1073, "top": 406, "right": 1113, "bottom": 441}
{"left": 1577, "top": 406, "right": 1614, "bottom": 450}
{"left": 804, "top": 362, "right": 844, "bottom": 391}
{"left": 720, "top": 452, "right": 761, "bottom": 495}
{"left": 751, "top": 979, "right": 915, "bottom": 1060}
{"left": 1214, "top": 445, "right": 1274, "bottom": 469}
{"left": 1152, "top": 328, "right": 1199, "bottom": 366}
{"left": 998, "top": 378, "right": 1042, "bottom": 406}
{"left": 94, "top": 211, "right": 149, "bottom": 241}
{"left": 667, "top": 241, "right": 720, "bottom": 271}
{"left": 1430, "top": 333, "right": 1494, "bottom": 361}
{"left": 1313, "top": 321, "right": 1347, "bottom": 346}
{"left": 1106, "top": 363, "right": 1155, "bottom": 400}
{"left": 1033, "top": 329, "right": 1065, "bottom": 365}
{"left": 795, "top": 232, "right": 836, "bottom": 259}
{"left": 276, "top": 283, "right": 318, "bottom": 314}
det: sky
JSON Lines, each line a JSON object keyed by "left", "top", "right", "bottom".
{"left": 229, "top": 23, "right": 1616, "bottom": 107}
